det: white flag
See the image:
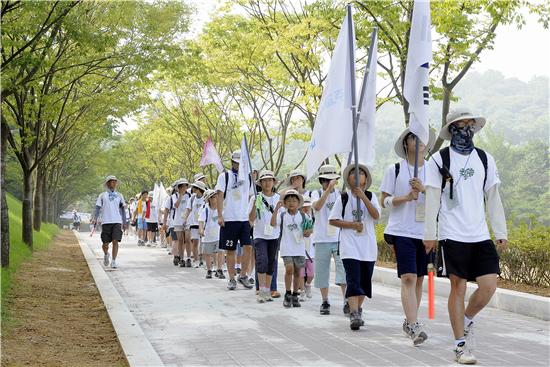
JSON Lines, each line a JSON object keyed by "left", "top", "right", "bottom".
{"left": 306, "top": 11, "right": 354, "bottom": 179}
{"left": 356, "top": 32, "right": 378, "bottom": 167}
{"left": 403, "top": 0, "right": 432, "bottom": 145}
{"left": 152, "top": 182, "right": 159, "bottom": 207}
{"left": 237, "top": 136, "right": 251, "bottom": 182}
{"left": 157, "top": 182, "right": 168, "bottom": 207}
{"left": 200, "top": 137, "right": 224, "bottom": 173}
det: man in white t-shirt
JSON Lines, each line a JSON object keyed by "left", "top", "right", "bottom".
{"left": 162, "top": 178, "right": 192, "bottom": 267}
{"left": 215, "top": 150, "right": 254, "bottom": 290}
{"left": 92, "top": 175, "right": 127, "bottom": 269}
{"left": 380, "top": 127, "right": 435, "bottom": 346}
{"left": 424, "top": 108, "right": 508, "bottom": 365}
{"left": 310, "top": 164, "right": 347, "bottom": 316}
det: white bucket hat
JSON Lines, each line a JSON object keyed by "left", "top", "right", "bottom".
{"left": 343, "top": 163, "right": 372, "bottom": 190}
{"left": 394, "top": 127, "right": 437, "bottom": 159}
{"left": 231, "top": 150, "right": 241, "bottom": 163}
{"left": 191, "top": 181, "right": 207, "bottom": 192}
{"left": 173, "top": 178, "right": 189, "bottom": 188}
{"left": 302, "top": 196, "right": 312, "bottom": 207}
{"left": 194, "top": 173, "right": 206, "bottom": 182}
{"left": 285, "top": 169, "right": 307, "bottom": 188}
{"left": 103, "top": 175, "right": 118, "bottom": 187}
{"left": 440, "top": 107, "right": 486, "bottom": 140}
{"left": 203, "top": 189, "right": 217, "bottom": 201}
{"left": 281, "top": 189, "right": 304, "bottom": 208}
{"left": 318, "top": 164, "right": 340, "bottom": 180}
{"left": 256, "top": 170, "right": 276, "bottom": 185}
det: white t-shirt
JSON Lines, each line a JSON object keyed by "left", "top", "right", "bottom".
{"left": 425, "top": 148, "right": 500, "bottom": 243}
{"left": 215, "top": 170, "right": 253, "bottom": 222}
{"left": 146, "top": 202, "right": 158, "bottom": 223}
{"left": 380, "top": 159, "right": 427, "bottom": 240}
{"left": 95, "top": 191, "right": 125, "bottom": 224}
{"left": 186, "top": 194, "right": 205, "bottom": 227}
{"left": 198, "top": 204, "right": 220, "bottom": 243}
{"left": 310, "top": 189, "right": 341, "bottom": 243}
{"left": 170, "top": 192, "right": 191, "bottom": 227}
{"left": 162, "top": 196, "right": 173, "bottom": 228}
{"left": 274, "top": 211, "right": 309, "bottom": 257}
{"left": 329, "top": 191, "right": 380, "bottom": 261}
{"left": 249, "top": 193, "right": 281, "bottom": 240}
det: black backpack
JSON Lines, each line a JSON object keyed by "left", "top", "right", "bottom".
{"left": 433, "top": 147, "right": 488, "bottom": 199}
{"left": 223, "top": 171, "right": 252, "bottom": 199}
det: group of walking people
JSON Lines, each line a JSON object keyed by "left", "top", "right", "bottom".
{"left": 91, "top": 107, "right": 508, "bottom": 365}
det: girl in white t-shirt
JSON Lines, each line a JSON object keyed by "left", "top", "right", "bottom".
{"left": 299, "top": 197, "right": 314, "bottom": 301}
{"left": 329, "top": 163, "right": 380, "bottom": 331}
{"left": 199, "top": 190, "right": 223, "bottom": 279}
{"left": 184, "top": 181, "right": 207, "bottom": 268}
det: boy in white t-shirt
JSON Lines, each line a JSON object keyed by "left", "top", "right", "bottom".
{"left": 184, "top": 181, "right": 207, "bottom": 268}
{"left": 199, "top": 189, "right": 223, "bottom": 279}
{"left": 92, "top": 175, "right": 127, "bottom": 269}
{"left": 380, "top": 127, "right": 435, "bottom": 346}
{"left": 329, "top": 164, "right": 380, "bottom": 331}
{"left": 271, "top": 190, "right": 313, "bottom": 308}
{"left": 424, "top": 108, "right": 507, "bottom": 365}
{"left": 162, "top": 178, "right": 192, "bottom": 268}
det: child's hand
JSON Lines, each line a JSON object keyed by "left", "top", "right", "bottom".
{"left": 353, "top": 221, "right": 363, "bottom": 233}
{"left": 199, "top": 229, "right": 205, "bottom": 237}
{"left": 275, "top": 201, "right": 284, "bottom": 211}
{"left": 303, "top": 229, "right": 313, "bottom": 238}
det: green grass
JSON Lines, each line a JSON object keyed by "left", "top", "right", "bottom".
{"left": 1, "top": 193, "right": 59, "bottom": 322}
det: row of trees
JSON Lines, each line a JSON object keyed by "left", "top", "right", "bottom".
{"left": 1, "top": 0, "right": 191, "bottom": 265}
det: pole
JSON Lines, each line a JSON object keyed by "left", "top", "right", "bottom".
{"left": 344, "top": 27, "right": 378, "bottom": 191}
{"left": 413, "top": 137, "right": 420, "bottom": 178}
{"left": 346, "top": 4, "right": 361, "bottom": 222}
{"left": 243, "top": 134, "right": 259, "bottom": 218}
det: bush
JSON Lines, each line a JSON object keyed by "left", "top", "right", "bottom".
{"left": 374, "top": 221, "right": 550, "bottom": 288}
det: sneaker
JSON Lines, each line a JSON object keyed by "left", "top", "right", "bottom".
{"left": 217, "top": 270, "right": 226, "bottom": 279}
{"left": 292, "top": 294, "right": 301, "bottom": 307}
{"left": 236, "top": 267, "right": 241, "bottom": 275}
{"left": 173, "top": 256, "right": 180, "bottom": 266}
{"left": 320, "top": 301, "right": 331, "bottom": 315}
{"left": 199, "top": 260, "right": 204, "bottom": 267}
{"left": 410, "top": 322, "right": 428, "bottom": 346}
{"left": 271, "top": 291, "right": 281, "bottom": 298}
{"left": 146, "top": 241, "right": 151, "bottom": 247}
{"left": 454, "top": 342, "right": 477, "bottom": 364}
{"left": 137, "top": 240, "right": 143, "bottom": 246}
{"left": 238, "top": 276, "right": 253, "bottom": 289}
{"left": 350, "top": 312, "right": 362, "bottom": 331}
{"left": 179, "top": 258, "right": 186, "bottom": 267}
{"left": 186, "top": 258, "right": 192, "bottom": 267}
{"left": 464, "top": 320, "right": 476, "bottom": 348}
{"left": 214, "top": 269, "right": 220, "bottom": 277}
{"left": 257, "top": 291, "right": 266, "bottom": 303}
{"left": 305, "top": 285, "right": 312, "bottom": 298}
{"left": 161, "top": 243, "right": 167, "bottom": 248}
{"left": 227, "top": 279, "right": 237, "bottom": 290}
{"left": 103, "top": 253, "right": 110, "bottom": 266}
{"left": 111, "top": 259, "right": 118, "bottom": 269}
{"left": 265, "top": 292, "right": 273, "bottom": 302}
{"left": 402, "top": 319, "right": 412, "bottom": 337}
{"left": 283, "top": 293, "right": 292, "bottom": 308}
{"left": 343, "top": 301, "right": 351, "bottom": 315}
{"left": 206, "top": 270, "right": 213, "bottom": 279}
{"left": 299, "top": 291, "right": 305, "bottom": 302}
{"left": 359, "top": 307, "right": 365, "bottom": 326}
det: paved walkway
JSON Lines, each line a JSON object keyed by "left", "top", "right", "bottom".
{"left": 78, "top": 232, "right": 549, "bottom": 367}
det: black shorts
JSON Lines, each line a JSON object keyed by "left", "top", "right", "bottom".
{"left": 219, "top": 221, "right": 252, "bottom": 251}
{"left": 101, "top": 223, "right": 123, "bottom": 244}
{"left": 147, "top": 222, "right": 158, "bottom": 232}
{"left": 437, "top": 239, "right": 500, "bottom": 281}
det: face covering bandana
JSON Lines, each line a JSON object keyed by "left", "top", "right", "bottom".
{"left": 449, "top": 124, "right": 474, "bottom": 154}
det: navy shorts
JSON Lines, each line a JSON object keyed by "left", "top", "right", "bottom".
{"left": 219, "top": 221, "right": 252, "bottom": 251}
{"left": 393, "top": 236, "right": 429, "bottom": 278}
{"left": 342, "top": 259, "right": 375, "bottom": 299}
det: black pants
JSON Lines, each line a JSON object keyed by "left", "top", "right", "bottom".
{"left": 254, "top": 238, "right": 279, "bottom": 275}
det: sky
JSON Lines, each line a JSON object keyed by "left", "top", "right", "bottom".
{"left": 118, "top": 1, "right": 549, "bottom": 132}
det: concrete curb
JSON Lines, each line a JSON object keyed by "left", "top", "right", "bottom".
{"left": 372, "top": 266, "right": 550, "bottom": 321}
{"left": 76, "top": 233, "right": 164, "bottom": 367}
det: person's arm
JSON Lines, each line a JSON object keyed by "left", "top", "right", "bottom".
{"left": 329, "top": 218, "right": 362, "bottom": 231}
{"left": 352, "top": 188, "right": 380, "bottom": 220}
{"left": 381, "top": 191, "right": 418, "bottom": 209}
{"left": 182, "top": 208, "right": 191, "bottom": 223}
{"left": 199, "top": 221, "right": 205, "bottom": 237}
{"left": 312, "top": 180, "right": 336, "bottom": 211}
{"left": 216, "top": 192, "right": 224, "bottom": 226}
{"left": 486, "top": 185, "right": 508, "bottom": 244}
{"left": 423, "top": 186, "right": 441, "bottom": 253}
{"left": 93, "top": 206, "right": 101, "bottom": 223}
{"left": 270, "top": 201, "right": 283, "bottom": 227}
{"left": 120, "top": 205, "right": 127, "bottom": 227}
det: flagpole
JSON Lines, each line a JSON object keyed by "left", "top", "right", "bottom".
{"left": 243, "top": 133, "right": 258, "bottom": 197}
{"left": 346, "top": 4, "right": 361, "bottom": 222}
{"left": 413, "top": 136, "right": 420, "bottom": 178}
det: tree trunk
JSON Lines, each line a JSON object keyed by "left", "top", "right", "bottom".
{"left": 42, "top": 181, "right": 49, "bottom": 223}
{"left": 432, "top": 85, "right": 452, "bottom": 152}
{"left": 22, "top": 170, "right": 34, "bottom": 249}
{"left": 33, "top": 166, "right": 44, "bottom": 231}
{"left": 1, "top": 126, "right": 10, "bottom": 267}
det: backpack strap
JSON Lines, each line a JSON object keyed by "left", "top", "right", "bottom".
{"left": 205, "top": 206, "right": 209, "bottom": 224}
{"left": 474, "top": 147, "right": 488, "bottom": 189}
{"left": 436, "top": 147, "right": 454, "bottom": 199}
{"left": 394, "top": 162, "right": 400, "bottom": 181}
{"left": 261, "top": 195, "right": 274, "bottom": 213}
{"left": 278, "top": 211, "right": 285, "bottom": 243}
{"left": 341, "top": 191, "right": 372, "bottom": 219}
{"left": 224, "top": 171, "right": 229, "bottom": 199}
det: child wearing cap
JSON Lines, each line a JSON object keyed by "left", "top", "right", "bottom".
{"left": 184, "top": 181, "right": 208, "bottom": 268}
{"left": 249, "top": 170, "right": 280, "bottom": 303}
{"left": 199, "top": 190, "right": 224, "bottom": 279}
{"left": 329, "top": 164, "right": 381, "bottom": 331}
{"left": 299, "top": 197, "right": 315, "bottom": 301}
{"left": 271, "top": 190, "right": 313, "bottom": 308}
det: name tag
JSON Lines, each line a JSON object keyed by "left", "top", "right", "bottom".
{"left": 415, "top": 203, "right": 425, "bottom": 222}
{"left": 232, "top": 189, "right": 241, "bottom": 200}
{"left": 293, "top": 229, "right": 303, "bottom": 244}
{"left": 326, "top": 224, "right": 337, "bottom": 237}
{"left": 264, "top": 224, "right": 274, "bottom": 236}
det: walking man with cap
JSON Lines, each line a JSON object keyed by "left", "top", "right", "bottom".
{"left": 92, "top": 175, "right": 127, "bottom": 269}
{"left": 424, "top": 108, "right": 508, "bottom": 364}
{"left": 380, "top": 127, "right": 435, "bottom": 345}
{"left": 215, "top": 150, "right": 255, "bottom": 290}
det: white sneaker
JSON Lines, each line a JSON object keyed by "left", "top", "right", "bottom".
{"left": 103, "top": 253, "right": 110, "bottom": 266}
{"left": 464, "top": 320, "right": 476, "bottom": 348}
{"left": 409, "top": 322, "right": 428, "bottom": 346}
{"left": 305, "top": 285, "right": 312, "bottom": 298}
{"left": 194, "top": 261, "right": 200, "bottom": 268}
{"left": 146, "top": 241, "right": 151, "bottom": 247}
{"left": 111, "top": 259, "right": 118, "bottom": 269}
{"left": 454, "top": 341, "right": 477, "bottom": 364}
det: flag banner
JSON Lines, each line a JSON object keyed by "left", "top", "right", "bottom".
{"left": 306, "top": 11, "right": 355, "bottom": 179}
{"left": 238, "top": 135, "right": 251, "bottom": 182}
{"left": 356, "top": 31, "right": 378, "bottom": 167}
{"left": 200, "top": 137, "right": 224, "bottom": 173}
{"left": 403, "top": 0, "right": 432, "bottom": 145}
